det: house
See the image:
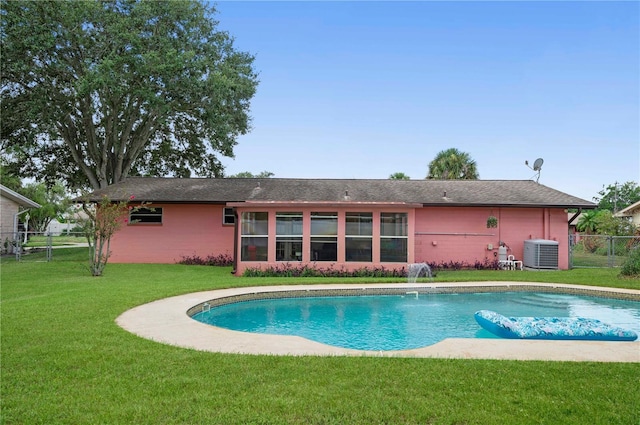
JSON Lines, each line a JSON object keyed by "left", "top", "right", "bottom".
{"left": 0, "top": 184, "right": 41, "bottom": 252}
{"left": 46, "top": 205, "right": 90, "bottom": 236}
{"left": 614, "top": 200, "right": 640, "bottom": 230}
{"left": 85, "top": 178, "right": 596, "bottom": 273}
{"left": 568, "top": 212, "right": 584, "bottom": 243}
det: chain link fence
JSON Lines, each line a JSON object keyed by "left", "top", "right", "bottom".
{"left": 1, "top": 231, "right": 87, "bottom": 262}
{"left": 570, "top": 234, "right": 640, "bottom": 268}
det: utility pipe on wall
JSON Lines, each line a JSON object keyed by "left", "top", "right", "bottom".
{"left": 12, "top": 209, "right": 30, "bottom": 256}
{"left": 13, "top": 209, "right": 30, "bottom": 238}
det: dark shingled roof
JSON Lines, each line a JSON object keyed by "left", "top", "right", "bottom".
{"left": 85, "top": 177, "right": 596, "bottom": 208}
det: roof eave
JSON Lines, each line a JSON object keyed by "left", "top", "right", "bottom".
{"left": 421, "top": 203, "right": 597, "bottom": 209}
{"left": 0, "top": 185, "right": 41, "bottom": 208}
{"left": 227, "top": 201, "right": 424, "bottom": 208}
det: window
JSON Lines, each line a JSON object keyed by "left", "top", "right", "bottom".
{"left": 276, "top": 212, "right": 303, "bottom": 261}
{"left": 223, "top": 207, "right": 235, "bottom": 225}
{"left": 310, "top": 212, "right": 337, "bottom": 261}
{"left": 241, "top": 212, "right": 268, "bottom": 261}
{"left": 380, "top": 213, "right": 408, "bottom": 262}
{"left": 129, "top": 207, "right": 162, "bottom": 224}
{"left": 345, "top": 212, "right": 372, "bottom": 262}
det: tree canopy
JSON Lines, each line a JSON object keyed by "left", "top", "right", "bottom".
{"left": 426, "top": 148, "right": 479, "bottom": 180}
{"left": 17, "top": 181, "right": 71, "bottom": 232}
{"left": 1, "top": 0, "right": 258, "bottom": 190}
{"left": 227, "top": 171, "right": 274, "bottom": 178}
{"left": 389, "top": 172, "right": 410, "bottom": 180}
{"left": 593, "top": 181, "right": 640, "bottom": 212}
{"left": 576, "top": 210, "right": 599, "bottom": 234}
{"left": 577, "top": 209, "right": 636, "bottom": 236}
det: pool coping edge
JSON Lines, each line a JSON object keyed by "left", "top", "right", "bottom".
{"left": 116, "top": 282, "right": 640, "bottom": 362}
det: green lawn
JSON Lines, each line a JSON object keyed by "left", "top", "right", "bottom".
{"left": 2, "top": 248, "right": 639, "bottom": 424}
{"left": 24, "top": 235, "right": 86, "bottom": 247}
{"left": 572, "top": 252, "right": 631, "bottom": 268}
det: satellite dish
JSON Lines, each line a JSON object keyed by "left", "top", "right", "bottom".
{"left": 533, "top": 158, "right": 544, "bottom": 171}
{"left": 525, "top": 157, "right": 544, "bottom": 183}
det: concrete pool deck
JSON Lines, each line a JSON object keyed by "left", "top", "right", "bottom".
{"left": 116, "top": 282, "right": 640, "bottom": 362}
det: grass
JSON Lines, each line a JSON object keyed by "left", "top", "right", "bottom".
{"left": 2, "top": 248, "right": 639, "bottom": 424}
{"left": 571, "top": 250, "right": 629, "bottom": 268}
{"left": 24, "top": 235, "right": 86, "bottom": 247}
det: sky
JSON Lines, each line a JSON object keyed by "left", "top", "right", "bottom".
{"left": 213, "top": 1, "right": 639, "bottom": 203}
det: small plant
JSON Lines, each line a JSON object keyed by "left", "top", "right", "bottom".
{"left": 486, "top": 216, "right": 498, "bottom": 228}
{"left": 619, "top": 246, "right": 640, "bottom": 278}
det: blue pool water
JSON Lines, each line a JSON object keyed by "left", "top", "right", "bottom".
{"left": 191, "top": 292, "right": 640, "bottom": 351}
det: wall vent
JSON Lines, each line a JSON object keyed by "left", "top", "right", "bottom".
{"left": 523, "top": 239, "right": 559, "bottom": 269}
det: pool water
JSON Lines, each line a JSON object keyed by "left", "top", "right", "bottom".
{"left": 191, "top": 292, "right": 640, "bottom": 351}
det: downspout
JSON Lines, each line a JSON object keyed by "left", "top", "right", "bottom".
{"left": 567, "top": 208, "right": 583, "bottom": 246}
{"left": 13, "top": 209, "right": 30, "bottom": 238}
{"left": 497, "top": 207, "right": 501, "bottom": 246}
{"left": 231, "top": 208, "right": 238, "bottom": 275}
{"left": 13, "top": 209, "right": 30, "bottom": 255}
{"left": 542, "top": 208, "right": 550, "bottom": 239}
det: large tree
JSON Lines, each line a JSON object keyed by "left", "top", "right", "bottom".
{"left": 426, "top": 148, "right": 479, "bottom": 180}
{"left": 17, "top": 181, "right": 71, "bottom": 233}
{"left": 1, "top": 0, "right": 258, "bottom": 190}
{"left": 593, "top": 181, "right": 640, "bottom": 213}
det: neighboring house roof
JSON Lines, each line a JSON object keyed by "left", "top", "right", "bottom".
{"left": 0, "top": 184, "right": 41, "bottom": 208}
{"left": 568, "top": 212, "right": 584, "bottom": 226}
{"left": 85, "top": 178, "right": 596, "bottom": 208}
{"left": 614, "top": 200, "right": 640, "bottom": 217}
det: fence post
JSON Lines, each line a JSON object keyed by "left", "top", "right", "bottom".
{"left": 47, "top": 232, "right": 53, "bottom": 262}
{"left": 14, "top": 232, "right": 22, "bottom": 262}
{"left": 568, "top": 234, "right": 574, "bottom": 269}
{"left": 607, "top": 236, "right": 613, "bottom": 268}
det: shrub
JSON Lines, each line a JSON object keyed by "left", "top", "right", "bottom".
{"left": 582, "top": 237, "right": 604, "bottom": 253}
{"left": 179, "top": 256, "right": 501, "bottom": 276}
{"left": 240, "top": 258, "right": 503, "bottom": 277}
{"left": 242, "top": 264, "right": 413, "bottom": 278}
{"left": 425, "top": 258, "right": 501, "bottom": 271}
{"left": 619, "top": 246, "right": 640, "bottom": 278}
{"left": 177, "top": 253, "right": 233, "bottom": 267}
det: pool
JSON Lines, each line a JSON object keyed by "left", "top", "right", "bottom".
{"left": 191, "top": 290, "right": 640, "bottom": 351}
{"left": 116, "top": 283, "right": 640, "bottom": 361}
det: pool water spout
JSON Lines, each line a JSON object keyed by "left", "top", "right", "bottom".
{"left": 408, "top": 262, "right": 432, "bottom": 283}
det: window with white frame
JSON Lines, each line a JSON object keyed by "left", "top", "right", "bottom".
{"left": 310, "top": 212, "right": 337, "bottom": 261}
{"left": 240, "top": 212, "right": 268, "bottom": 261}
{"left": 276, "top": 212, "right": 303, "bottom": 261}
{"left": 380, "top": 212, "right": 407, "bottom": 262}
{"left": 345, "top": 212, "right": 372, "bottom": 262}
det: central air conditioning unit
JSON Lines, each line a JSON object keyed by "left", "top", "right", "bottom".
{"left": 523, "top": 239, "right": 559, "bottom": 269}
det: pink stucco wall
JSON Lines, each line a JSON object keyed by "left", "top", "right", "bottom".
{"left": 108, "top": 203, "right": 569, "bottom": 271}
{"left": 108, "top": 204, "right": 235, "bottom": 263}
{"left": 414, "top": 207, "right": 568, "bottom": 269}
